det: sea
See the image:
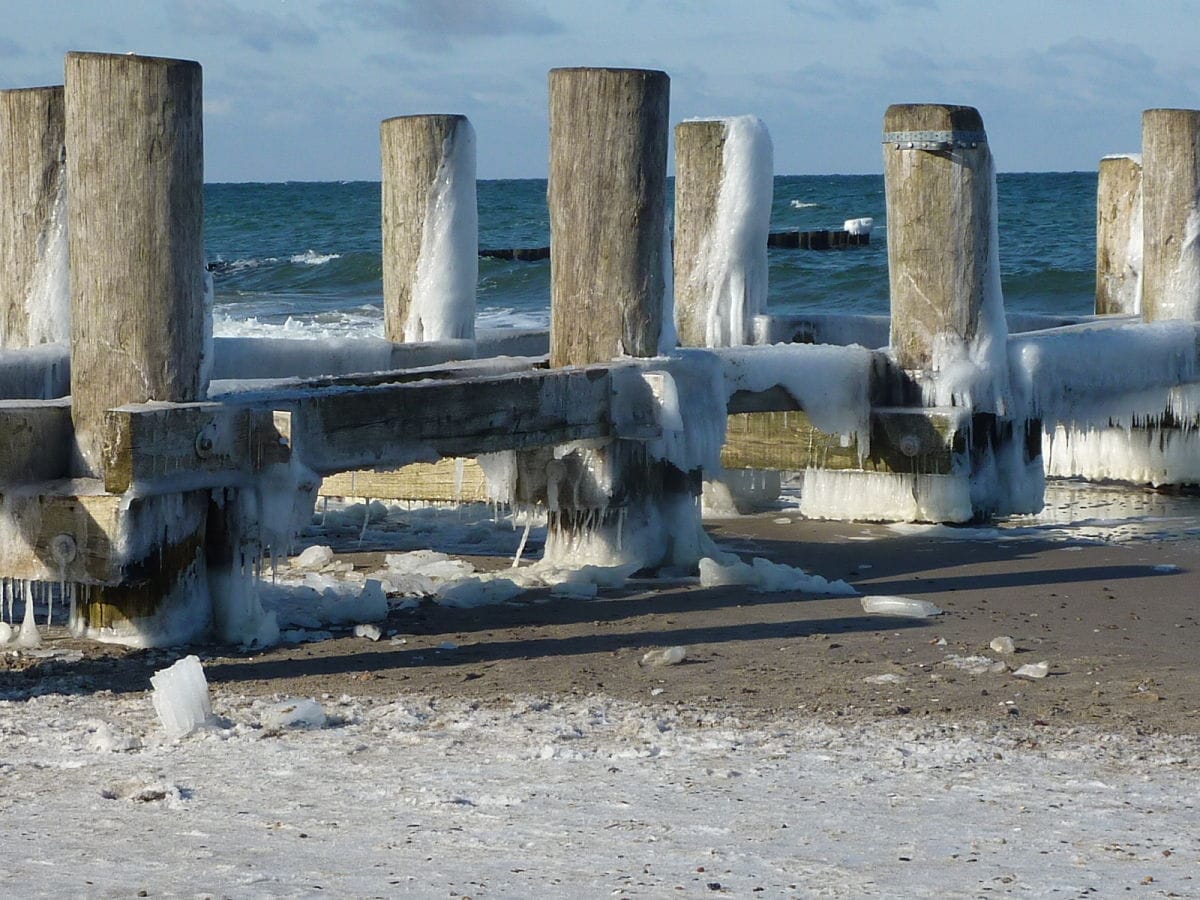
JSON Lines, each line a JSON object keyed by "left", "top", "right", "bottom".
{"left": 203, "top": 172, "right": 1098, "bottom": 339}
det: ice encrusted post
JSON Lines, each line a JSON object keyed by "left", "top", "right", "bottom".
{"left": 883, "top": 104, "right": 996, "bottom": 371}
{"left": 63, "top": 52, "right": 211, "bottom": 642}
{"left": 380, "top": 114, "right": 477, "bottom": 343}
{"left": 534, "top": 67, "right": 711, "bottom": 568}
{"left": 1141, "top": 109, "right": 1200, "bottom": 323}
{"left": 0, "top": 86, "right": 67, "bottom": 347}
{"left": 66, "top": 52, "right": 207, "bottom": 475}
{"left": 1095, "top": 154, "right": 1143, "bottom": 316}
{"left": 673, "top": 117, "right": 773, "bottom": 347}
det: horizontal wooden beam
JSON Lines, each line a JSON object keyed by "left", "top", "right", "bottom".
{"left": 721, "top": 407, "right": 966, "bottom": 474}
{"left": 0, "top": 399, "right": 72, "bottom": 485}
{"left": 320, "top": 458, "right": 490, "bottom": 502}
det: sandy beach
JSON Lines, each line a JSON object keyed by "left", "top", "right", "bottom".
{"left": 3, "top": 497, "right": 1199, "bottom": 896}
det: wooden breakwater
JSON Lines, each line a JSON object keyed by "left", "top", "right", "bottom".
{"left": 1, "top": 51, "right": 1199, "bottom": 646}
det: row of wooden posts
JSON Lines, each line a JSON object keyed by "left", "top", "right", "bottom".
{"left": 1, "top": 52, "right": 1198, "bottom": 642}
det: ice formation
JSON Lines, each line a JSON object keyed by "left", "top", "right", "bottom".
{"left": 711, "top": 343, "right": 874, "bottom": 445}
{"left": 698, "top": 555, "right": 856, "bottom": 595}
{"left": 686, "top": 116, "right": 773, "bottom": 347}
{"left": 800, "top": 469, "right": 973, "bottom": 524}
{"left": 23, "top": 167, "right": 70, "bottom": 346}
{"left": 1155, "top": 201, "right": 1200, "bottom": 322}
{"left": 919, "top": 149, "right": 1009, "bottom": 417}
{"left": 860, "top": 595, "right": 943, "bottom": 618}
{"left": 406, "top": 117, "right": 478, "bottom": 342}
{"left": 843, "top": 217, "right": 873, "bottom": 236}
{"left": 150, "top": 655, "right": 213, "bottom": 739}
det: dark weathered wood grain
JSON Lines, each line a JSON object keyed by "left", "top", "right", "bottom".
{"left": 548, "top": 68, "right": 669, "bottom": 366}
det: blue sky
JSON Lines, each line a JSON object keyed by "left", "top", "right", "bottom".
{"left": 3, "top": 1, "right": 1196, "bottom": 182}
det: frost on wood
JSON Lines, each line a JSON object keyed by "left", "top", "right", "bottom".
{"left": 689, "top": 116, "right": 774, "bottom": 347}
{"left": 407, "top": 118, "right": 478, "bottom": 343}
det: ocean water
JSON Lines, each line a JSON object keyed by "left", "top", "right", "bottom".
{"left": 204, "top": 172, "right": 1098, "bottom": 338}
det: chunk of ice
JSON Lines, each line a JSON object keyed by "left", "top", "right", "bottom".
{"left": 150, "top": 655, "right": 213, "bottom": 739}
{"left": 641, "top": 646, "right": 687, "bottom": 667}
{"left": 353, "top": 623, "right": 383, "bottom": 641}
{"left": 1014, "top": 661, "right": 1050, "bottom": 679}
{"left": 989, "top": 635, "right": 1016, "bottom": 654}
{"left": 293, "top": 545, "right": 335, "bottom": 570}
{"left": 860, "top": 596, "right": 943, "bottom": 618}
{"left": 262, "top": 698, "right": 327, "bottom": 730}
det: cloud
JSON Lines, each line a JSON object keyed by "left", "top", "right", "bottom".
{"left": 788, "top": 0, "right": 936, "bottom": 22}
{"left": 325, "top": 0, "right": 563, "bottom": 47}
{"left": 167, "top": 0, "right": 318, "bottom": 52}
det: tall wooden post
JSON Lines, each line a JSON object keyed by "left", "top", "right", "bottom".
{"left": 381, "top": 114, "right": 477, "bottom": 343}
{"left": 0, "top": 86, "right": 66, "bottom": 347}
{"left": 883, "top": 104, "right": 993, "bottom": 370}
{"left": 1141, "top": 109, "right": 1200, "bottom": 322}
{"left": 1095, "top": 154, "right": 1143, "bottom": 316}
{"left": 64, "top": 52, "right": 210, "bottom": 642}
{"left": 674, "top": 119, "right": 725, "bottom": 347}
{"left": 66, "top": 52, "right": 206, "bottom": 476}
{"left": 549, "top": 67, "right": 669, "bottom": 365}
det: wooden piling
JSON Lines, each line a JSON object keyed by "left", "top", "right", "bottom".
{"left": 1095, "top": 154, "right": 1143, "bottom": 316}
{"left": 63, "top": 52, "right": 209, "bottom": 640}
{"left": 883, "top": 104, "right": 993, "bottom": 370}
{"left": 1140, "top": 109, "right": 1200, "bottom": 322}
{"left": 0, "top": 86, "right": 66, "bottom": 348}
{"left": 673, "top": 119, "right": 725, "bottom": 347}
{"left": 548, "top": 68, "right": 669, "bottom": 366}
{"left": 381, "top": 114, "right": 476, "bottom": 343}
{"left": 65, "top": 52, "right": 206, "bottom": 476}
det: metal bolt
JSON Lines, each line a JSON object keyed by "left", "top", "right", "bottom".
{"left": 898, "top": 435, "right": 921, "bottom": 458}
{"left": 50, "top": 533, "right": 77, "bottom": 566}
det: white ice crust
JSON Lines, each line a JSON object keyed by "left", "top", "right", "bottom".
{"left": 406, "top": 117, "right": 478, "bottom": 342}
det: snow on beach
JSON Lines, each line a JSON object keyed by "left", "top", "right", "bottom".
{"left": 1, "top": 688, "right": 1197, "bottom": 896}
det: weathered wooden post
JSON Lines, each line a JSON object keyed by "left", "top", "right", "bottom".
{"left": 674, "top": 115, "right": 780, "bottom": 512}
{"left": 64, "top": 51, "right": 210, "bottom": 640}
{"left": 381, "top": 114, "right": 477, "bottom": 343}
{"left": 795, "top": 103, "right": 1041, "bottom": 522}
{"left": 673, "top": 116, "right": 772, "bottom": 347}
{"left": 1095, "top": 154, "right": 1143, "bottom": 316}
{"left": 0, "top": 86, "right": 67, "bottom": 347}
{"left": 1140, "top": 109, "right": 1200, "bottom": 322}
{"left": 532, "top": 67, "right": 707, "bottom": 566}
{"left": 66, "top": 51, "right": 207, "bottom": 474}
{"left": 549, "top": 68, "right": 669, "bottom": 365}
{"left": 883, "top": 104, "right": 995, "bottom": 371}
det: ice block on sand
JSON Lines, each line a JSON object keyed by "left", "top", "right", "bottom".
{"left": 151, "top": 655, "right": 213, "bottom": 739}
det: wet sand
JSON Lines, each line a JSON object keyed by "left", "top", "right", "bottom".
{"left": 7, "top": 511, "right": 1198, "bottom": 735}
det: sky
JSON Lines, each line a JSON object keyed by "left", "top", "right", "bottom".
{"left": 2, "top": 0, "right": 1197, "bottom": 182}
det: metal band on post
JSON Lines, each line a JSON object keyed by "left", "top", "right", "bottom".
{"left": 882, "top": 130, "right": 987, "bottom": 151}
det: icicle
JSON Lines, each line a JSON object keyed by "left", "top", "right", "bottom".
{"left": 453, "top": 457, "right": 465, "bottom": 501}
{"left": 358, "top": 500, "right": 372, "bottom": 544}
{"left": 17, "top": 590, "right": 41, "bottom": 649}
{"left": 512, "top": 520, "right": 532, "bottom": 569}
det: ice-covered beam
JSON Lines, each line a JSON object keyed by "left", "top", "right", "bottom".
{"left": 1095, "top": 154, "right": 1143, "bottom": 316}
{"left": 0, "top": 86, "right": 67, "bottom": 348}
{"left": 381, "top": 114, "right": 477, "bottom": 343}
{"left": 1141, "top": 109, "right": 1200, "bottom": 323}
